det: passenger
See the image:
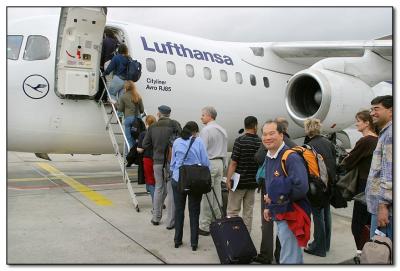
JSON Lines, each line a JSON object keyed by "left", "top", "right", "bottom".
{"left": 170, "top": 121, "right": 210, "bottom": 251}
{"left": 137, "top": 115, "right": 157, "bottom": 202}
{"left": 116, "top": 81, "right": 144, "bottom": 152}
{"left": 225, "top": 116, "right": 261, "bottom": 233}
{"left": 341, "top": 110, "right": 377, "bottom": 251}
{"left": 303, "top": 119, "right": 336, "bottom": 258}
{"left": 100, "top": 28, "right": 118, "bottom": 81}
{"left": 103, "top": 43, "right": 130, "bottom": 104}
{"left": 365, "top": 95, "right": 392, "bottom": 240}
{"left": 143, "top": 105, "right": 182, "bottom": 228}
{"left": 275, "top": 117, "right": 297, "bottom": 148}
{"left": 254, "top": 116, "right": 296, "bottom": 264}
{"left": 262, "top": 120, "right": 310, "bottom": 264}
{"left": 198, "top": 106, "right": 228, "bottom": 236}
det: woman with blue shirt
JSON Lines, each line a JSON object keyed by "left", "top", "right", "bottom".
{"left": 104, "top": 43, "right": 130, "bottom": 103}
{"left": 170, "top": 121, "right": 210, "bottom": 251}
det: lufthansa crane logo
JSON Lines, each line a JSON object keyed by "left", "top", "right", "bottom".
{"left": 22, "top": 74, "right": 49, "bottom": 99}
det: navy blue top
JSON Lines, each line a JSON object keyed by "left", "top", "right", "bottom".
{"left": 264, "top": 145, "right": 311, "bottom": 217}
{"left": 104, "top": 54, "right": 129, "bottom": 78}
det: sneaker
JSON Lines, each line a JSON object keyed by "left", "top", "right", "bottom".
{"left": 198, "top": 228, "right": 210, "bottom": 236}
{"left": 151, "top": 220, "right": 160, "bottom": 226}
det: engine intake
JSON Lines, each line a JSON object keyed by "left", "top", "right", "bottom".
{"left": 285, "top": 68, "right": 374, "bottom": 132}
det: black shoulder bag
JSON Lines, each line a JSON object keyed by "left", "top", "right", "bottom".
{"left": 178, "top": 137, "right": 212, "bottom": 195}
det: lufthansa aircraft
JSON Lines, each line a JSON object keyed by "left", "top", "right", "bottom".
{"left": 7, "top": 7, "right": 392, "bottom": 156}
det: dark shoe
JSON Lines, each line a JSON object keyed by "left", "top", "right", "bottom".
{"left": 166, "top": 225, "right": 175, "bottom": 230}
{"left": 191, "top": 245, "right": 198, "bottom": 251}
{"left": 151, "top": 220, "right": 160, "bottom": 226}
{"left": 304, "top": 248, "right": 326, "bottom": 257}
{"left": 198, "top": 229, "right": 210, "bottom": 236}
{"left": 254, "top": 254, "right": 272, "bottom": 264}
{"left": 163, "top": 204, "right": 166, "bottom": 209}
{"left": 174, "top": 242, "right": 182, "bottom": 248}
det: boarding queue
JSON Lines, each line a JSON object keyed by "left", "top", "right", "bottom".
{"left": 100, "top": 48, "right": 392, "bottom": 264}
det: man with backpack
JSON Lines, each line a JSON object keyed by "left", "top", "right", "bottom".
{"left": 142, "top": 105, "right": 182, "bottom": 228}
{"left": 262, "top": 120, "right": 311, "bottom": 264}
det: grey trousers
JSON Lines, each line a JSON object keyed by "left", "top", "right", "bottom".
{"left": 199, "top": 159, "right": 223, "bottom": 232}
{"left": 152, "top": 164, "right": 175, "bottom": 227}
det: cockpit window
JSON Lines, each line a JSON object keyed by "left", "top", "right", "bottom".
{"left": 23, "top": 35, "right": 50, "bottom": 61}
{"left": 7, "top": 35, "right": 23, "bottom": 60}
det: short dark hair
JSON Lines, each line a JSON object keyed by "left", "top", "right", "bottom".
{"left": 263, "top": 120, "right": 285, "bottom": 134}
{"left": 244, "top": 116, "right": 258, "bottom": 129}
{"left": 371, "top": 95, "right": 392, "bottom": 109}
{"left": 181, "top": 121, "right": 199, "bottom": 140}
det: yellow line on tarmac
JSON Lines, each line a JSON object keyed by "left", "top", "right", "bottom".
{"left": 36, "top": 162, "right": 113, "bottom": 206}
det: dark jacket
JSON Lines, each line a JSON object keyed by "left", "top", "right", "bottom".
{"left": 142, "top": 117, "right": 182, "bottom": 164}
{"left": 264, "top": 145, "right": 311, "bottom": 218}
{"left": 104, "top": 54, "right": 129, "bottom": 78}
{"left": 101, "top": 36, "right": 118, "bottom": 67}
{"left": 305, "top": 135, "right": 337, "bottom": 186}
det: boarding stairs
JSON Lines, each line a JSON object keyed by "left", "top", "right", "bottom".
{"left": 98, "top": 75, "right": 140, "bottom": 212}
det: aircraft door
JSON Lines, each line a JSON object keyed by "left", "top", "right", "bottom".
{"left": 56, "top": 7, "right": 106, "bottom": 98}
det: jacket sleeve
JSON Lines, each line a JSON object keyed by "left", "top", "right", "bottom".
{"left": 104, "top": 56, "right": 117, "bottom": 75}
{"left": 170, "top": 141, "right": 178, "bottom": 173}
{"left": 285, "top": 153, "right": 309, "bottom": 201}
{"left": 138, "top": 99, "right": 144, "bottom": 114}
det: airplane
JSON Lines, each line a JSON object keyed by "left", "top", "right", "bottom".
{"left": 7, "top": 7, "right": 392, "bottom": 158}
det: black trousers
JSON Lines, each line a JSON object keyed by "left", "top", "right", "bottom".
{"left": 351, "top": 178, "right": 371, "bottom": 250}
{"left": 171, "top": 180, "right": 202, "bottom": 247}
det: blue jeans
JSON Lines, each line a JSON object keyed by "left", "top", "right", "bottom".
{"left": 172, "top": 180, "right": 202, "bottom": 247}
{"left": 370, "top": 214, "right": 393, "bottom": 240}
{"left": 124, "top": 115, "right": 138, "bottom": 152}
{"left": 307, "top": 205, "right": 331, "bottom": 255}
{"left": 276, "top": 220, "right": 303, "bottom": 264}
{"left": 146, "top": 184, "right": 155, "bottom": 203}
{"left": 108, "top": 75, "right": 124, "bottom": 101}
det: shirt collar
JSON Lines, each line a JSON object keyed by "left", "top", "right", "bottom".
{"left": 266, "top": 142, "right": 286, "bottom": 159}
{"left": 380, "top": 120, "right": 392, "bottom": 135}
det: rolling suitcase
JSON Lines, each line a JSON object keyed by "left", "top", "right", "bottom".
{"left": 206, "top": 188, "right": 257, "bottom": 264}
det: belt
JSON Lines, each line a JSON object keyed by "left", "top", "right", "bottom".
{"left": 210, "top": 157, "right": 223, "bottom": 160}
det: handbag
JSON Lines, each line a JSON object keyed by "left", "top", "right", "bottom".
{"left": 336, "top": 167, "right": 359, "bottom": 201}
{"left": 178, "top": 137, "right": 212, "bottom": 194}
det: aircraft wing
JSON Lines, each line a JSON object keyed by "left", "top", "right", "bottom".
{"left": 270, "top": 40, "right": 392, "bottom": 58}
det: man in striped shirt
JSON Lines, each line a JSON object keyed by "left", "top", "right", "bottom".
{"left": 225, "top": 116, "right": 262, "bottom": 232}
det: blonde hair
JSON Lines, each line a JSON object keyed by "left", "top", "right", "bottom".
{"left": 145, "top": 115, "right": 156, "bottom": 127}
{"left": 304, "top": 118, "right": 322, "bottom": 138}
{"left": 124, "top": 80, "right": 141, "bottom": 104}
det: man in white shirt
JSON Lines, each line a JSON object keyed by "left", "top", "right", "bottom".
{"left": 198, "top": 106, "right": 228, "bottom": 235}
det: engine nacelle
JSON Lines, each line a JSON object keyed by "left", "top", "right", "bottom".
{"left": 285, "top": 68, "right": 375, "bottom": 133}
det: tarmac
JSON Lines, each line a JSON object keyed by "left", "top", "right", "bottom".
{"left": 7, "top": 151, "right": 359, "bottom": 265}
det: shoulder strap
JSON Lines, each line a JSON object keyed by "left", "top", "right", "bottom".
{"left": 180, "top": 137, "right": 196, "bottom": 166}
{"left": 281, "top": 149, "right": 296, "bottom": 176}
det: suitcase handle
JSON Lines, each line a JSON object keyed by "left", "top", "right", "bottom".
{"left": 205, "top": 186, "right": 224, "bottom": 220}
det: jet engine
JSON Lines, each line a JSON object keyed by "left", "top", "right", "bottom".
{"left": 285, "top": 68, "right": 375, "bottom": 133}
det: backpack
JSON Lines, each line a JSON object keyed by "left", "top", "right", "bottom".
{"left": 126, "top": 57, "right": 142, "bottom": 82}
{"left": 130, "top": 117, "right": 146, "bottom": 142}
{"left": 360, "top": 232, "right": 392, "bottom": 264}
{"left": 281, "top": 145, "right": 329, "bottom": 208}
